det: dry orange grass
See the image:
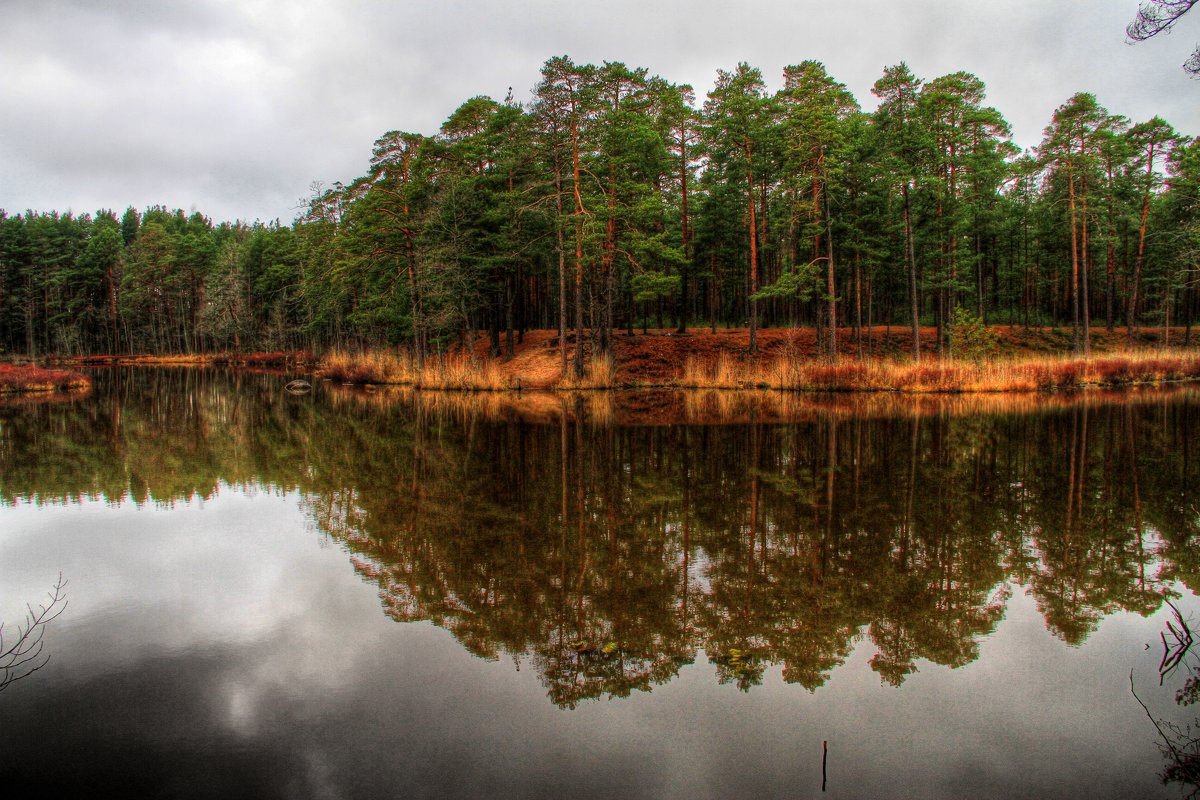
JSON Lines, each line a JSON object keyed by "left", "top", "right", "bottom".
{"left": 556, "top": 353, "right": 617, "bottom": 390}
{"left": 318, "top": 349, "right": 516, "bottom": 391}
{"left": 317, "top": 343, "right": 1200, "bottom": 395}
{"left": 680, "top": 353, "right": 764, "bottom": 388}
{"left": 318, "top": 350, "right": 414, "bottom": 384}
{"left": 0, "top": 363, "right": 90, "bottom": 394}
{"left": 421, "top": 355, "right": 508, "bottom": 390}
{"left": 735, "top": 349, "right": 1200, "bottom": 393}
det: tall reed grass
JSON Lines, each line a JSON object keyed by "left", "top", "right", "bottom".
{"left": 319, "top": 347, "right": 1200, "bottom": 394}
{"left": 683, "top": 350, "right": 1200, "bottom": 393}
{"left": 557, "top": 353, "right": 616, "bottom": 390}
{"left": 318, "top": 349, "right": 512, "bottom": 390}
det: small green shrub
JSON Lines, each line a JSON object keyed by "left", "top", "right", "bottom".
{"left": 949, "top": 307, "right": 1001, "bottom": 363}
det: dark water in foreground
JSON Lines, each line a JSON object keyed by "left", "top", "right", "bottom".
{"left": 2, "top": 369, "right": 1200, "bottom": 798}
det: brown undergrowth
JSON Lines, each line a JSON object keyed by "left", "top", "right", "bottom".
{"left": 0, "top": 363, "right": 91, "bottom": 394}
{"left": 681, "top": 350, "right": 1200, "bottom": 392}
{"left": 316, "top": 327, "right": 1200, "bottom": 394}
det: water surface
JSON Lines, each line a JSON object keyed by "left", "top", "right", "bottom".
{"left": 2, "top": 370, "right": 1199, "bottom": 798}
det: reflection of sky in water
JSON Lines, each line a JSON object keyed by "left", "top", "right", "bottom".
{"left": 0, "top": 486, "right": 1189, "bottom": 799}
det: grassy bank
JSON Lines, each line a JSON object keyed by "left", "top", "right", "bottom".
{"left": 680, "top": 350, "right": 1200, "bottom": 392}
{"left": 0, "top": 363, "right": 91, "bottom": 394}
{"left": 316, "top": 327, "right": 1200, "bottom": 394}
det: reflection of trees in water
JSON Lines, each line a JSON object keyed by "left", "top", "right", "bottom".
{"left": 297, "top": 393, "right": 1200, "bottom": 705}
{"left": 3, "top": 370, "right": 1199, "bottom": 706}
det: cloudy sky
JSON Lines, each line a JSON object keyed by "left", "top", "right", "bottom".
{"left": 2, "top": 0, "right": 1197, "bottom": 224}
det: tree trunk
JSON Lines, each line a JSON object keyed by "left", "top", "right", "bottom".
{"left": 745, "top": 138, "right": 759, "bottom": 354}
{"left": 902, "top": 183, "right": 920, "bottom": 360}
{"left": 1080, "top": 173, "right": 1091, "bottom": 355}
{"left": 504, "top": 273, "right": 515, "bottom": 360}
{"left": 677, "top": 127, "right": 690, "bottom": 334}
{"left": 556, "top": 171, "right": 568, "bottom": 376}
{"left": 823, "top": 176, "right": 837, "bottom": 363}
{"left": 1127, "top": 182, "right": 1153, "bottom": 348}
{"left": 572, "top": 119, "right": 586, "bottom": 379}
{"left": 1068, "top": 165, "right": 1081, "bottom": 354}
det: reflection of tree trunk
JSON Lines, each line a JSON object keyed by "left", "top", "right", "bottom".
{"left": 1126, "top": 404, "right": 1144, "bottom": 589}
{"left": 823, "top": 416, "right": 836, "bottom": 581}
{"left": 902, "top": 417, "right": 919, "bottom": 568}
{"left": 413, "top": 395, "right": 425, "bottom": 503}
{"left": 853, "top": 418, "right": 861, "bottom": 502}
{"left": 560, "top": 401, "right": 568, "bottom": 613}
{"left": 575, "top": 399, "right": 587, "bottom": 626}
{"left": 681, "top": 427, "right": 691, "bottom": 618}
{"left": 1066, "top": 409, "right": 1078, "bottom": 530}
{"left": 1078, "top": 404, "right": 1089, "bottom": 520}
{"left": 749, "top": 418, "right": 760, "bottom": 574}
{"left": 516, "top": 421, "right": 528, "bottom": 564}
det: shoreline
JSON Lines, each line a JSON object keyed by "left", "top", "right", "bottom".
{"left": 315, "top": 327, "right": 1200, "bottom": 394}
{"left": 22, "top": 327, "right": 1200, "bottom": 396}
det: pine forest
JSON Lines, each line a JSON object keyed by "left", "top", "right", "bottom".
{"left": 3, "top": 57, "right": 1198, "bottom": 371}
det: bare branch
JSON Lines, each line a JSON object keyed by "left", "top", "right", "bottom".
{"left": 1127, "top": 1, "right": 1200, "bottom": 76}
{"left": 0, "top": 573, "right": 68, "bottom": 693}
{"left": 1128, "top": 0, "right": 1199, "bottom": 41}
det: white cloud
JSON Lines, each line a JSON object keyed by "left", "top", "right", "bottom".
{"left": 2, "top": 0, "right": 1197, "bottom": 222}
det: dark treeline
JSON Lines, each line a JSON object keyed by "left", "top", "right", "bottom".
{"left": 3, "top": 371, "right": 1198, "bottom": 705}
{"left": 2, "top": 58, "right": 1198, "bottom": 364}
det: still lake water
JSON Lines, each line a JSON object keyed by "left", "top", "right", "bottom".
{"left": 2, "top": 368, "right": 1200, "bottom": 798}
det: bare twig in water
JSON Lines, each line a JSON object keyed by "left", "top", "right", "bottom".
{"left": 1134, "top": 670, "right": 1189, "bottom": 771}
{"left": 1161, "top": 598, "right": 1194, "bottom": 686}
{"left": 0, "top": 573, "right": 68, "bottom": 692}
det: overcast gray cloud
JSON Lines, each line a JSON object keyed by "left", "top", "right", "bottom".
{"left": 2, "top": 0, "right": 1197, "bottom": 223}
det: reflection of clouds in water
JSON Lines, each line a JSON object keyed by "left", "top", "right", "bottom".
{"left": 223, "top": 679, "right": 260, "bottom": 737}
{"left": 0, "top": 488, "right": 378, "bottom": 689}
{"left": 297, "top": 747, "right": 345, "bottom": 800}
